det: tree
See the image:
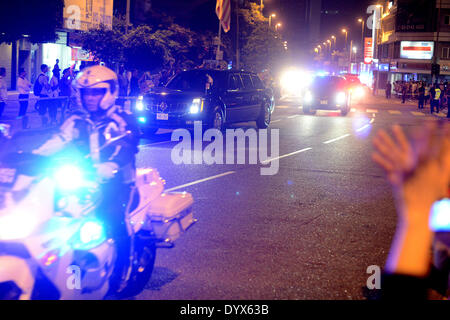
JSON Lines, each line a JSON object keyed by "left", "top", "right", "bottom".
{"left": 78, "top": 16, "right": 210, "bottom": 72}
{"left": 238, "top": 2, "right": 287, "bottom": 72}
{"left": 0, "top": 0, "right": 64, "bottom": 44}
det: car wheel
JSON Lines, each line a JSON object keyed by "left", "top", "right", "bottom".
{"left": 256, "top": 102, "right": 271, "bottom": 129}
{"left": 209, "top": 107, "right": 225, "bottom": 131}
{"left": 303, "top": 105, "right": 316, "bottom": 115}
{"left": 340, "top": 107, "right": 349, "bottom": 116}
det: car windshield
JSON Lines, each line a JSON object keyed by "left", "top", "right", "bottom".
{"left": 166, "top": 71, "right": 213, "bottom": 92}
{"left": 310, "top": 76, "right": 343, "bottom": 90}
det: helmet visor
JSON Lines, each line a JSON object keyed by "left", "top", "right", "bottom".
{"left": 80, "top": 88, "right": 107, "bottom": 113}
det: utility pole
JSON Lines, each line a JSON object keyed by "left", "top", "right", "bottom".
{"left": 236, "top": 0, "right": 240, "bottom": 70}
{"left": 126, "top": 0, "right": 131, "bottom": 32}
{"left": 432, "top": 0, "right": 442, "bottom": 84}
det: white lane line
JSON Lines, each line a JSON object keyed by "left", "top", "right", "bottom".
{"left": 323, "top": 134, "right": 351, "bottom": 144}
{"left": 356, "top": 124, "right": 371, "bottom": 132}
{"left": 288, "top": 115, "right": 299, "bottom": 119}
{"left": 271, "top": 119, "right": 281, "bottom": 123}
{"left": 411, "top": 111, "right": 425, "bottom": 116}
{"left": 388, "top": 110, "right": 402, "bottom": 115}
{"left": 164, "top": 171, "right": 236, "bottom": 192}
{"left": 140, "top": 140, "right": 174, "bottom": 148}
{"left": 370, "top": 118, "right": 375, "bottom": 124}
{"left": 261, "top": 147, "right": 312, "bottom": 164}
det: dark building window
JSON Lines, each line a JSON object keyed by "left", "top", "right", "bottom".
{"left": 442, "top": 47, "right": 450, "bottom": 59}
{"left": 445, "top": 16, "right": 450, "bottom": 25}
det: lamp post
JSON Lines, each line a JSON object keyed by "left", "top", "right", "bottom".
{"left": 275, "top": 23, "right": 282, "bottom": 32}
{"left": 269, "top": 13, "right": 276, "bottom": 28}
{"left": 358, "top": 18, "right": 365, "bottom": 62}
{"left": 331, "top": 36, "right": 336, "bottom": 50}
{"left": 342, "top": 29, "right": 348, "bottom": 52}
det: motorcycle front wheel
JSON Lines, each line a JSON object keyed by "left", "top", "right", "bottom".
{"left": 119, "top": 235, "right": 156, "bottom": 298}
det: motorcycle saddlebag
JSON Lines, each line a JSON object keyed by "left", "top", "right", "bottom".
{"left": 148, "top": 192, "right": 195, "bottom": 243}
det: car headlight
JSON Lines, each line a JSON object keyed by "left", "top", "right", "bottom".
{"left": 336, "top": 92, "right": 346, "bottom": 104}
{"left": 54, "top": 164, "right": 85, "bottom": 191}
{"left": 190, "top": 98, "right": 203, "bottom": 114}
{"left": 136, "top": 96, "right": 144, "bottom": 111}
{"left": 304, "top": 91, "right": 313, "bottom": 103}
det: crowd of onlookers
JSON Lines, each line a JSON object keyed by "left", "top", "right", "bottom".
{"left": 0, "top": 59, "right": 186, "bottom": 129}
{"left": 388, "top": 80, "right": 450, "bottom": 117}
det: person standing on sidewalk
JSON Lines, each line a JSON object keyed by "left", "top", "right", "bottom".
{"left": 385, "top": 81, "right": 392, "bottom": 99}
{"left": 430, "top": 84, "right": 441, "bottom": 114}
{"left": 36, "top": 64, "right": 52, "bottom": 127}
{"left": 417, "top": 83, "right": 425, "bottom": 109}
{"left": 49, "top": 68, "right": 60, "bottom": 126}
{"left": 0, "top": 68, "right": 7, "bottom": 119}
{"left": 58, "top": 68, "right": 72, "bottom": 124}
{"left": 17, "top": 68, "right": 32, "bottom": 128}
{"left": 401, "top": 82, "right": 407, "bottom": 104}
{"left": 424, "top": 83, "right": 430, "bottom": 107}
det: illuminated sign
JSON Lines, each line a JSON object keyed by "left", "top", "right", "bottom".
{"left": 64, "top": 0, "right": 113, "bottom": 31}
{"left": 400, "top": 41, "right": 434, "bottom": 60}
{"left": 378, "top": 64, "right": 389, "bottom": 71}
{"left": 364, "top": 37, "right": 373, "bottom": 64}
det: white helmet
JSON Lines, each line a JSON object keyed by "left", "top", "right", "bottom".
{"left": 74, "top": 65, "right": 119, "bottom": 113}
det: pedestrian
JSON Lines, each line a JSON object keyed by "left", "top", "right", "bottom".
{"left": 417, "top": 83, "right": 425, "bottom": 110}
{"left": 53, "top": 59, "right": 61, "bottom": 80}
{"left": 17, "top": 68, "right": 32, "bottom": 128}
{"left": 401, "top": 82, "right": 407, "bottom": 104}
{"left": 117, "top": 66, "right": 128, "bottom": 108}
{"left": 424, "top": 83, "right": 430, "bottom": 107}
{"left": 35, "top": 64, "right": 53, "bottom": 127}
{"left": 129, "top": 69, "right": 141, "bottom": 111}
{"left": 49, "top": 68, "right": 60, "bottom": 126}
{"left": 385, "top": 81, "right": 392, "bottom": 99}
{"left": 0, "top": 67, "right": 7, "bottom": 119}
{"left": 430, "top": 84, "right": 441, "bottom": 114}
{"left": 58, "top": 68, "right": 72, "bottom": 123}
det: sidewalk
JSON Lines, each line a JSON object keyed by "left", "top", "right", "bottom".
{"left": 368, "top": 91, "right": 449, "bottom": 118}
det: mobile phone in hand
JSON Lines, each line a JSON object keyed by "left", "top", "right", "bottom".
{"left": 430, "top": 199, "right": 450, "bottom": 232}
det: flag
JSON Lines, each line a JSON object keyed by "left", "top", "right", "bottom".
{"left": 216, "top": 0, "right": 231, "bottom": 33}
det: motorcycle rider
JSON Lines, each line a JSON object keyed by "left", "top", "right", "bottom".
{"left": 33, "top": 65, "right": 140, "bottom": 293}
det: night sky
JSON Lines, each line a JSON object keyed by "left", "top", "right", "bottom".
{"left": 116, "top": 0, "right": 376, "bottom": 52}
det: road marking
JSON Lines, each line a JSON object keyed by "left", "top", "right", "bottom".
{"left": 356, "top": 124, "right": 371, "bottom": 132}
{"left": 323, "top": 134, "right": 351, "bottom": 144}
{"left": 164, "top": 171, "right": 236, "bottom": 192}
{"left": 410, "top": 111, "right": 425, "bottom": 116}
{"left": 261, "top": 147, "right": 312, "bottom": 164}
{"left": 388, "top": 110, "right": 402, "bottom": 115}
{"left": 366, "top": 109, "right": 378, "bottom": 113}
{"left": 288, "top": 115, "right": 299, "bottom": 119}
{"left": 140, "top": 140, "right": 173, "bottom": 148}
{"left": 271, "top": 119, "right": 281, "bottom": 123}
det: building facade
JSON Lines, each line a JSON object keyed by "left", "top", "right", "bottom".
{"left": 377, "top": 0, "right": 450, "bottom": 86}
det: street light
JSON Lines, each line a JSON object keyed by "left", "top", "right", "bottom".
{"left": 275, "top": 23, "right": 282, "bottom": 32}
{"left": 342, "top": 29, "right": 348, "bottom": 52}
{"left": 357, "top": 18, "right": 365, "bottom": 62}
{"left": 331, "top": 35, "right": 336, "bottom": 50}
{"left": 269, "top": 13, "right": 276, "bottom": 28}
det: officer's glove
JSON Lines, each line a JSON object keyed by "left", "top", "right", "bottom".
{"left": 95, "top": 162, "right": 119, "bottom": 182}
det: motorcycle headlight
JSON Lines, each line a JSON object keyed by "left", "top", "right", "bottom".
{"left": 0, "top": 208, "right": 39, "bottom": 240}
{"left": 190, "top": 98, "right": 203, "bottom": 114}
{"left": 71, "top": 219, "right": 106, "bottom": 250}
{"left": 54, "top": 164, "right": 85, "bottom": 191}
{"left": 336, "top": 92, "right": 346, "bottom": 105}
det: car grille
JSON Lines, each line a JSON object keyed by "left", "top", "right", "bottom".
{"left": 0, "top": 242, "right": 31, "bottom": 259}
{"left": 149, "top": 101, "right": 189, "bottom": 114}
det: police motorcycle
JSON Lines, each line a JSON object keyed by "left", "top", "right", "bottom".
{"left": 0, "top": 126, "right": 196, "bottom": 300}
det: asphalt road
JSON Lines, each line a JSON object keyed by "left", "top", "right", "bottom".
{"left": 131, "top": 95, "right": 445, "bottom": 300}
{"left": 2, "top": 94, "right": 444, "bottom": 300}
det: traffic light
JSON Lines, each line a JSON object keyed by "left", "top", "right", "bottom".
{"left": 432, "top": 63, "right": 440, "bottom": 77}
